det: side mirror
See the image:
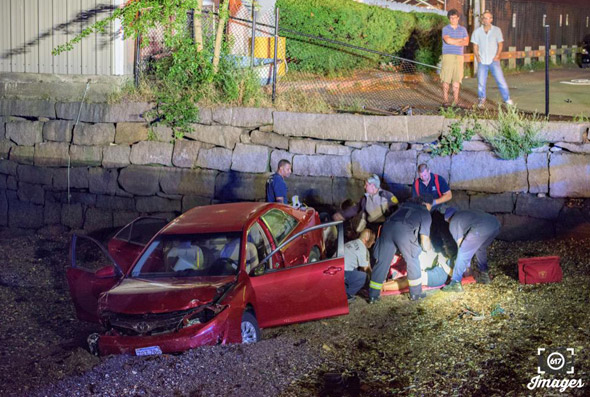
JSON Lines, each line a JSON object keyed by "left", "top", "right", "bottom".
{"left": 95, "top": 266, "right": 117, "bottom": 278}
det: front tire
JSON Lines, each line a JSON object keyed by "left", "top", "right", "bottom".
{"left": 241, "top": 311, "right": 260, "bottom": 344}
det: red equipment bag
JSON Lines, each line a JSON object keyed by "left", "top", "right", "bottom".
{"left": 518, "top": 256, "right": 562, "bottom": 284}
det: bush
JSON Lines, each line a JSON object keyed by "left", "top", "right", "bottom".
{"left": 277, "top": 0, "right": 444, "bottom": 74}
{"left": 480, "top": 106, "right": 546, "bottom": 160}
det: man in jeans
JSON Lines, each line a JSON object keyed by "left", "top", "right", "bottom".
{"left": 471, "top": 11, "right": 513, "bottom": 108}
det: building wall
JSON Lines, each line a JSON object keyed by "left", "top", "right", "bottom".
{"left": 0, "top": 0, "right": 134, "bottom": 75}
{"left": 1, "top": 100, "right": 589, "bottom": 240}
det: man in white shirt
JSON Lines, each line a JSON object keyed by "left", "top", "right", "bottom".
{"left": 471, "top": 11, "right": 513, "bottom": 108}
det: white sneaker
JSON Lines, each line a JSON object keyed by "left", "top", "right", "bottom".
{"left": 505, "top": 99, "right": 514, "bottom": 106}
{"left": 477, "top": 98, "right": 486, "bottom": 109}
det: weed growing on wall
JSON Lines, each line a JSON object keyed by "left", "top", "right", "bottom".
{"left": 430, "top": 116, "right": 481, "bottom": 157}
{"left": 480, "top": 106, "right": 546, "bottom": 160}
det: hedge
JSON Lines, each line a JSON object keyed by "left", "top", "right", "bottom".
{"left": 276, "top": 0, "right": 447, "bottom": 75}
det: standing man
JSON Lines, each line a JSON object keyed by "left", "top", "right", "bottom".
{"left": 333, "top": 174, "right": 398, "bottom": 234}
{"left": 471, "top": 11, "right": 514, "bottom": 108}
{"left": 266, "top": 159, "right": 291, "bottom": 204}
{"left": 368, "top": 199, "right": 434, "bottom": 302}
{"left": 344, "top": 229, "right": 375, "bottom": 301}
{"left": 441, "top": 9, "right": 469, "bottom": 106}
{"left": 442, "top": 208, "right": 501, "bottom": 292}
{"left": 412, "top": 164, "right": 452, "bottom": 212}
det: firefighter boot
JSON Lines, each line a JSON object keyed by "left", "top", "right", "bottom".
{"left": 477, "top": 271, "right": 491, "bottom": 284}
{"left": 442, "top": 280, "right": 464, "bottom": 292}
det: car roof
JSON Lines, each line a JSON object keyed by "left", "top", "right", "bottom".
{"left": 160, "top": 202, "right": 275, "bottom": 235}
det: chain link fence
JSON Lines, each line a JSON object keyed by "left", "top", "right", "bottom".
{"left": 133, "top": 7, "right": 585, "bottom": 117}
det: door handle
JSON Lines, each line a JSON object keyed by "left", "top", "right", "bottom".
{"left": 323, "top": 266, "right": 342, "bottom": 275}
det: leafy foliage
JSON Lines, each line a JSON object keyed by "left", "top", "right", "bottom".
{"left": 276, "top": 0, "right": 445, "bottom": 75}
{"left": 53, "top": 0, "right": 263, "bottom": 138}
{"left": 480, "top": 106, "right": 546, "bottom": 160}
{"left": 431, "top": 118, "right": 480, "bottom": 157}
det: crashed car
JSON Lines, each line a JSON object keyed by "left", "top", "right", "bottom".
{"left": 67, "top": 202, "right": 347, "bottom": 356}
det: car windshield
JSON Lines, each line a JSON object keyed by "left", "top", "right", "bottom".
{"left": 130, "top": 232, "right": 242, "bottom": 278}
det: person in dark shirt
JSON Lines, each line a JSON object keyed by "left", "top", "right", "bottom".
{"left": 442, "top": 208, "right": 500, "bottom": 292}
{"left": 266, "top": 159, "right": 292, "bottom": 204}
{"left": 412, "top": 163, "right": 452, "bottom": 212}
{"left": 368, "top": 199, "right": 435, "bottom": 302}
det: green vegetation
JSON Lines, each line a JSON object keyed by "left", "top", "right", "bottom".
{"left": 438, "top": 105, "right": 460, "bottom": 119}
{"left": 53, "top": 0, "right": 264, "bottom": 138}
{"left": 573, "top": 112, "right": 590, "bottom": 123}
{"left": 431, "top": 116, "right": 481, "bottom": 157}
{"left": 480, "top": 106, "right": 546, "bottom": 160}
{"left": 276, "top": 0, "right": 446, "bottom": 75}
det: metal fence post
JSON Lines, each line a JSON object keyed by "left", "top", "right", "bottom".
{"left": 250, "top": 7, "right": 257, "bottom": 67}
{"left": 545, "top": 25, "right": 550, "bottom": 117}
{"left": 134, "top": 33, "right": 141, "bottom": 87}
{"left": 272, "top": 7, "right": 279, "bottom": 103}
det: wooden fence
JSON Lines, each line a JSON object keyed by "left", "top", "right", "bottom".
{"left": 464, "top": 44, "right": 580, "bottom": 69}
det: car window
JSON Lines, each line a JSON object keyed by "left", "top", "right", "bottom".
{"left": 260, "top": 209, "right": 298, "bottom": 245}
{"left": 129, "top": 218, "right": 168, "bottom": 245}
{"left": 130, "top": 232, "right": 242, "bottom": 278}
{"left": 247, "top": 222, "right": 273, "bottom": 274}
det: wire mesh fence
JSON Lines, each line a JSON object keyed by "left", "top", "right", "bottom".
{"left": 133, "top": 7, "right": 587, "bottom": 118}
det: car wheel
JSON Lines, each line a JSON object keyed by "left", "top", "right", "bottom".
{"left": 308, "top": 246, "right": 321, "bottom": 263}
{"left": 241, "top": 311, "right": 260, "bottom": 344}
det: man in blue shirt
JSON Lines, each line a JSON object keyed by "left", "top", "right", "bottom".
{"left": 266, "top": 159, "right": 292, "bottom": 204}
{"left": 441, "top": 9, "right": 469, "bottom": 106}
{"left": 412, "top": 163, "right": 452, "bottom": 212}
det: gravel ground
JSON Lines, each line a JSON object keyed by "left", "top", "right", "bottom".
{"left": 0, "top": 227, "right": 589, "bottom": 396}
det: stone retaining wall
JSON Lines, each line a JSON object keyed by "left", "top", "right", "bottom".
{"left": 1, "top": 99, "right": 589, "bottom": 240}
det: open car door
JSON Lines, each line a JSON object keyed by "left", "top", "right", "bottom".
{"left": 66, "top": 235, "right": 124, "bottom": 323}
{"left": 248, "top": 221, "right": 349, "bottom": 328}
{"left": 107, "top": 217, "right": 168, "bottom": 272}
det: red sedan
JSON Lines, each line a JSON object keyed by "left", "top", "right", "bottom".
{"left": 67, "top": 202, "right": 348, "bottom": 356}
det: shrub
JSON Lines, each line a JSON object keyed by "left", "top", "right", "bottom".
{"left": 277, "top": 0, "right": 435, "bottom": 74}
{"left": 431, "top": 117, "right": 480, "bottom": 157}
{"left": 480, "top": 106, "right": 546, "bottom": 160}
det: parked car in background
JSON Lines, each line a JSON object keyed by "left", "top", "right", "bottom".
{"left": 576, "top": 35, "right": 590, "bottom": 68}
{"left": 67, "top": 202, "right": 347, "bottom": 356}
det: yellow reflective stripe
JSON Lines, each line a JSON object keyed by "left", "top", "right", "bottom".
{"left": 369, "top": 281, "right": 383, "bottom": 290}
{"left": 408, "top": 277, "right": 422, "bottom": 286}
{"left": 391, "top": 195, "right": 399, "bottom": 204}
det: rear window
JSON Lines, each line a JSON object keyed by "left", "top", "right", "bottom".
{"left": 260, "top": 209, "right": 298, "bottom": 244}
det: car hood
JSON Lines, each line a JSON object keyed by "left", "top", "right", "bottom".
{"left": 100, "top": 276, "right": 235, "bottom": 314}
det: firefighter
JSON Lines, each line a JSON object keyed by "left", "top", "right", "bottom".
{"left": 368, "top": 199, "right": 434, "bottom": 303}
{"left": 442, "top": 208, "right": 501, "bottom": 292}
{"left": 413, "top": 163, "right": 452, "bottom": 212}
{"left": 333, "top": 174, "right": 398, "bottom": 235}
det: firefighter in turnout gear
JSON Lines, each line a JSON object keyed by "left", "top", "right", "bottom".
{"left": 442, "top": 208, "right": 501, "bottom": 292}
{"left": 368, "top": 199, "right": 434, "bottom": 302}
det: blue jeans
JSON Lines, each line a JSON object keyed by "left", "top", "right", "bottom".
{"left": 477, "top": 61, "right": 510, "bottom": 102}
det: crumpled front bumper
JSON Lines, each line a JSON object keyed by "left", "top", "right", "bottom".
{"left": 97, "top": 307, "right": 234, "bottom": 356}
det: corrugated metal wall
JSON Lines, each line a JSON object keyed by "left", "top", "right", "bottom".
{"left": 0, "top": 0, "right": 133, "bottom": 75}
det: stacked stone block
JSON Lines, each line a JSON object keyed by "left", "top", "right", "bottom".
{"left": 0, "top": 100, "right": 589, "bottom": 239}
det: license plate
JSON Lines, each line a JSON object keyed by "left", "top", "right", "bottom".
{"left": 135, "top": 346, "right": 162, "bottom": 356}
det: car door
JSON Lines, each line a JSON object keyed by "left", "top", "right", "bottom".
{"left": 66, "top": 235, "right": 124, "bottom": 323}
{"left": 107, "top": 217, "right": 168, "bottom": 272}
{"left": 247, "top": 221, "right": 348, "bottom": 328}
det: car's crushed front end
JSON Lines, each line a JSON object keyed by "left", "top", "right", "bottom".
{"left": 92, "top": 276, "right": 244, "bottom": 356}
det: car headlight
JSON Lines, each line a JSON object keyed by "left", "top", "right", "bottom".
{"left": 183, "top": 304, "right": 227, "bottom": 327}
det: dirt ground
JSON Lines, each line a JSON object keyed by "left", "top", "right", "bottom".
{"left": 0, "top": 225, "right": 589, "bottom": 396}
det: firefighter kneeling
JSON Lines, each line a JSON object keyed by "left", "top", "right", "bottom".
{"left": 368, "top": 199, "right": 436, "bottom": 302}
